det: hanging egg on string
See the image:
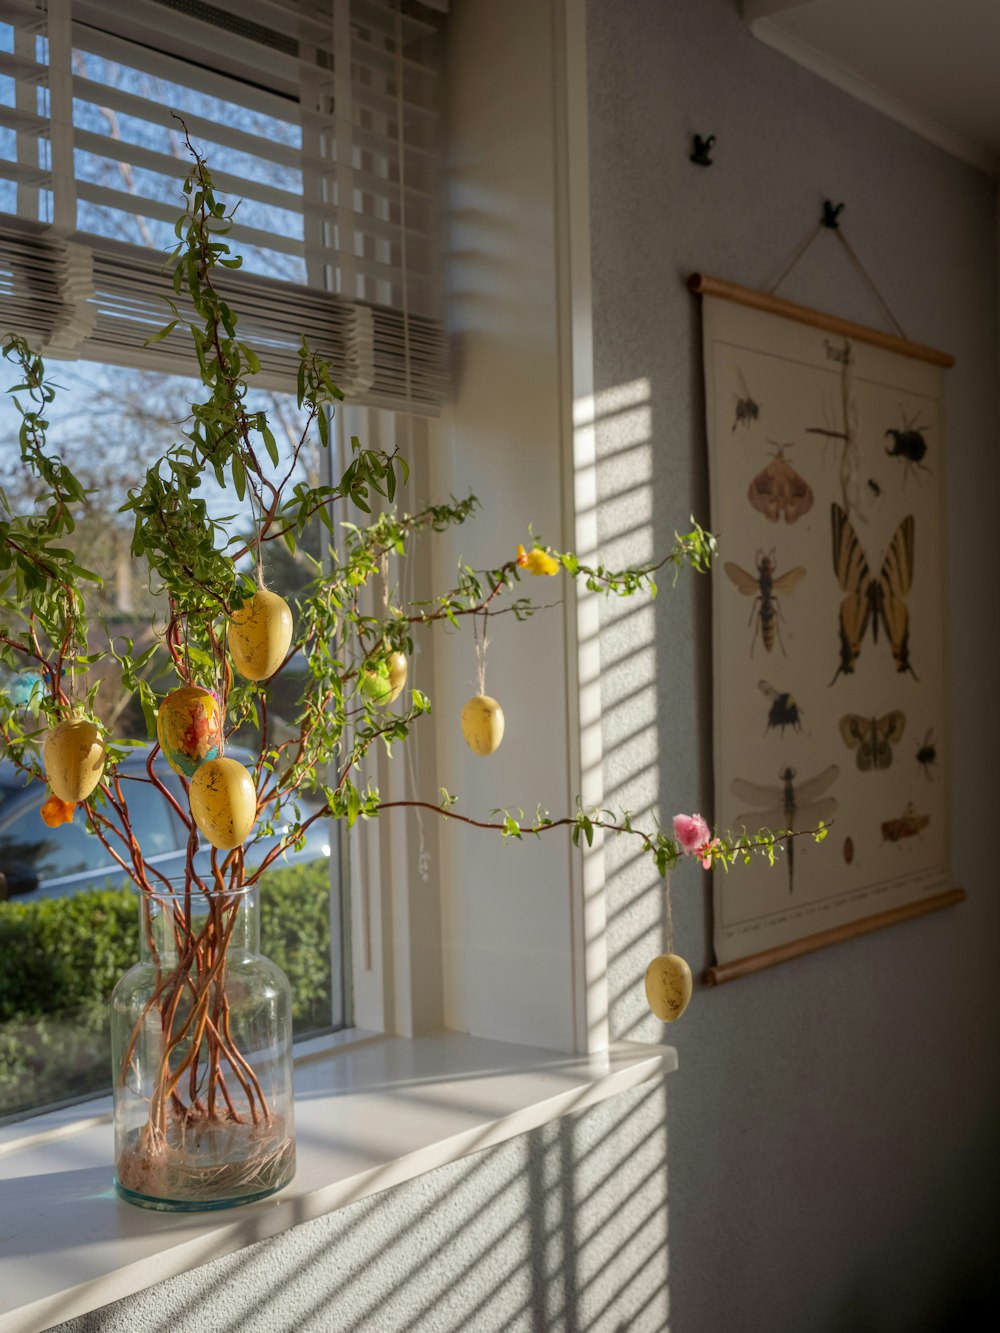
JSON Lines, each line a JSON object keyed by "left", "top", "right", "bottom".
{"left": 461, "top": 694, "right": 505, "bottom": 756}
{"left": 227, "top": 589, "right": 293, "bottom": 682}
{"left": 644, "top": 953, "right": 693, "bottom": 1022}
{"left": 156, "top": 686, "right": 223, "bottom": 777}
{"left": 43, "top": 718, "right": 106, "bottom": 803}
{"left": 189, "top": 757, "right": 258, "bottom": 850}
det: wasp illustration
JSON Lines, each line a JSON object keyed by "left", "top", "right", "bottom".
{"left": 915, "top": 729, "right": 938, "bottom": 780}
{"left": 724, "top": 550, "right": 806, "bottom": 655}
{"left": 881, "top": 801, "right": 929, "bottom": 843}
{"left": 731, "top": 765, "right": 839, "bottom": 894}
{"left": 759, "top": 680, "right": 802, "bottom": 736}
{"left": 732, "top": 369, "right": 760, "bottom": 432}
{"left": 885, "top": 410, "right": 930, "bottom": 483}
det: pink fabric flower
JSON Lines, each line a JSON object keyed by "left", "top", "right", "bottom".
{"left": 673, "top": 813, "right": 711, "bottom": 855}
{"left": 697, "top": 838, "right": 721, "bottom": 869}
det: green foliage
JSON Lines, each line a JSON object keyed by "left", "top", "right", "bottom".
{"left": 0, "top": 860, "right": 332, "bottom": 1120}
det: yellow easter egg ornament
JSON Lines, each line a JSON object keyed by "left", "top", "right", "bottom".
{"left": 227, "top": 589, "right": 293, "bottom": 682}
{"left": 189, "top": 757, "right": 258, "bottom": 850}
{"left": 43, "top": 718, "right": 105, "bottom": 803}
{"left": 644, "top": 953, "right": 693, "bottom": 1022}
{"left": 362, "top": 651, "right": 409, "bottom": 706}
{"left": 460, "top": 695, "right": 505, "bottom": 756}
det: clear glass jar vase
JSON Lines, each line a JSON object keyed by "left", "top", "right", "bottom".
{"left": 111, "top": 883, "right": 295, "bottom": 1211}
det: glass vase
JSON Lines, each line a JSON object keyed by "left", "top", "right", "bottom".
{"left": 111, "top": 883, "right": 295, "bottom": 1211}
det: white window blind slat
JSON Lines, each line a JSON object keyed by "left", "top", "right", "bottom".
{"left": 0, "top": 0, "right": 447, "bottom": 413}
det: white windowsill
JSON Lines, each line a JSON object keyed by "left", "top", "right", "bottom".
{"left": 0, "top": 1031, "right": 676, "bottom": 1333}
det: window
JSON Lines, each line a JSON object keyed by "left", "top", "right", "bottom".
{"left": 0, "top": 1, "right": 449, "bottom": 1120}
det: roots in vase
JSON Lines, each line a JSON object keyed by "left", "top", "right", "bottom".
{"left": 117, "top": 1111, "right": 295, "bottom": 1205}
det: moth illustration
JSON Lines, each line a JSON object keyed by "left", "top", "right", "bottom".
{"left": 747, "top": 445, "right": 814, "bottom": 524}
{"left": 839, "top": 711, "right": 906, "bottom": 771}
{"left": 881, "top": 801, "right": 930, "bottom": 843}
{"left": 724, "top": 550, "right": 806, "bottom": 655}
{"left": 830, "top": 503, "right": 916, "bottom": 682}
{"left": 732, "top": 369, "right": 760, "bottom": 432}
{"left": 730, "top": 764, "right": 839, "bottom": 894}
{"left": 759, "top": 680, "right": 802, "bottom": 736}
{"left": 915, "top": 729, "right": 939, "bottom": 780}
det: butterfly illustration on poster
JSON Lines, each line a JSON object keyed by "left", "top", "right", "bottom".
{"left": 691, "top": 264, "right": 960, "bottom": 981}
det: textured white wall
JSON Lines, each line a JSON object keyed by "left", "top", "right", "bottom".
{"left": 50, "top": 1, "right": 1000, "bottom": 1330}
{"left": 588, "top": 2, "right": 1000, "bottom": 1331}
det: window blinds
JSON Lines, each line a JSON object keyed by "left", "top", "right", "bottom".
{"left": 0, "top": 0, "right": 446, "bottom": 411}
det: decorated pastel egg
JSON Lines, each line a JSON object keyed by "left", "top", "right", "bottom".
{"left": 9, "top": 669, "right": 44, "bottom": 708}
{"left": 362, "top": 651, "right": 408, "bottom": 706}
{"left": 43, "top": 718, "right": 105, "bottom": 803}
{"left": 156, "top": 686, "right": 223, "bottom": 777}
{"left": 227, "top": 589, "right": 293, "bottom": 682}
{"left": 644, "top": 953, "right": 693, "bottom": 1022}
{"left": 460, "top": 694, "right": 505, "bottom": 756}
{"left": 189, "top": 757, "right": 257, "bottom": 850}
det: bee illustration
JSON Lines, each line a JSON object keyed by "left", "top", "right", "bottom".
{"left": 881, "top": 801, "right": 929, "bottom": 843}
{"left": 759, "top": 680, "right": 802, "bottom": 736}
{"left": 724, "top": 550, "right": 806, "bottom": 656}
{"left": 732, "top": 369, "right": 760, "bottom": 433}
{"left": 839, "top": 711, "right": 906, "bottom": 772}
{"left": 885, "top": 410, "right": 930, "bottom": 484}
{"left": 915, "top": 729, "right": 938, "bottom": 780}
{"left": 747, "top": 444, "right": 814, "bottom": 524}
{"left": 731, "top": 765, "right": 839, "bottom": 894}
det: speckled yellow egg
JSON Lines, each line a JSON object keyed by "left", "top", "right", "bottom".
{"left": 460, "top": 695, "right": 505, "bottom": 756}
{"left": 644, "top": 953, "right": 693, "bottom": 1022}
{"left": 43, "top": 718, "right": 105, "bottom": 803}
{"left": 189, "top": 757, "right": 257, "bottom": 850}
{"left": 227, "top": 589, "right": 293, "bottom": 682}
{"left": 156, "top": 686, "right": 222, "bottom": 777}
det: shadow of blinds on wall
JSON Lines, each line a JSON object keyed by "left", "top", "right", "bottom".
{"left": 0, "top": 0, "right": 447, "bottom": 411}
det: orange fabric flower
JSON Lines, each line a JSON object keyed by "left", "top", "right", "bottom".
{"left": 516, "top": 543, "right": 559, "bottom": 576}
{"left": 41, "top": 794, "right": 76, "bottom": 827}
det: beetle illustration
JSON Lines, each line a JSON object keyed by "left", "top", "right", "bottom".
{"left": 885, "top": 410, "right": 930, "bottom": 483}
{"left": 915, "top": 728, "right": 939, "bottom": 780}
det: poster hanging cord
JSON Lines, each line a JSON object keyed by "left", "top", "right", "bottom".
{"left": 767, "top": 203, "right": 908, "bottom": 342}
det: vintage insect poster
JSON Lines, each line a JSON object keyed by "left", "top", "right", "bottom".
{"left": 700, "top": 289, "right": 951, "bottom": 969}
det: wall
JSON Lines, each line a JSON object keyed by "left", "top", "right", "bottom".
{"left": 588, "top": 1, "right": 1000, "bottom": 1331}
{"left": 53, "top": 1, "right": 1000, "bottom": 1330}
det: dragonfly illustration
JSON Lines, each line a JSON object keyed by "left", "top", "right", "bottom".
{"left": 730, "top": 764, "right": 839, "bottom": 894}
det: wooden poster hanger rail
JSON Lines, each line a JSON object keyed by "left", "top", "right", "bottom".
{"left": 704, "top": 888, "right": 967, "bottom": 987}
{"left": 687, "top": 272, "right": 955, "bottom": 369}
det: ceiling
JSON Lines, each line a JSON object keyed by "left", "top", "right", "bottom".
{"left": 744, "top": 0, "right": 1000, "bottom": 174}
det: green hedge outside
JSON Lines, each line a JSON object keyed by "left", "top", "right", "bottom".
{"left": 0, "top": 859, "right": 334, "bottom": 1121}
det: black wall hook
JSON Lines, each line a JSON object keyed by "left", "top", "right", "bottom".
{"left": 822, "top": 200, "right": 845, "bottom": 229}
{"left": 690, "top": 134, "right": 716, "bottom": 167}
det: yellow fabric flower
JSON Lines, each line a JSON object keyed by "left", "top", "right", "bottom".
{"left": 516, "top": 543, "right": 559, "bottom": 576}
